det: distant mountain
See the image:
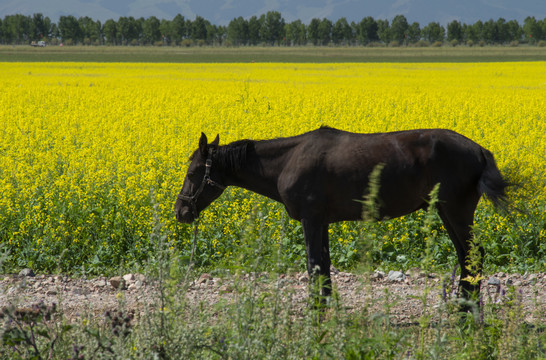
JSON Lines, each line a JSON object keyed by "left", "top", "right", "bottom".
{"left": 1, "top": 0, "right": 544, "bottom": 26}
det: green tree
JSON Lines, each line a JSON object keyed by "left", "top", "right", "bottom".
{"left": 355, "top": 16, "right": 378, "bottom": 45}
{"left": 506, "top": 20, "right": 522, "bottom": 42}
{"left": 260, "top": 11, "right": 285, "bottom": 45}
{"left": 184, "top": 18, "right": 193, "bottom": 41}
{"left": 391, "top": 15, "right": 409, "bottom": 44}
{"left": 308, "top": 18, "right": 321, "bottom": 45}
{"left": 207, "top": 24, "right": 224, "bottom": 45}
{"left": 447, "top": 20, "right": 462, "bottom": 42}
{"left": 142, "top": 16, "right": 161, "bottom": 44}
{"left": 103, "top": 19, "right": 118, "bottom": 45}
{"left": 248, "top": 15, "right": 262, "bottom": 45}
{"left": 285, "top": 20, "right": 306, "bottom": 46}
{"left": 523, "top": 16, "right": 543, "bottom": 44}
{"left": 218, "top": 25, "right": 227, "bottom": 45}
{"left": 79, "top": 16, "right": 101, "bottom": 45}
{"left": 58, "top": 15, "right": 82, "bottom": 44}
{"left": 159, "top": 19, "right": 172, "bottom": 45}
{"left": 482, "top": 19, "right": 498, "bottom": 44}
{"left": 31, "top": 13, "right": 52, "bottom": 41}
{"left": 171, "top": 14, "right": 186, "bottom": 44}
{"left": 332, "top": 17, "right": 352, "bottom": 45}
{"left": 318, "top": 18, "right": 332, "bottom": 45}
{"left": 497, "top": 18, "right": 508, "bottom": 43}
{"left": 407, "top": 22, "right": 421, "bottom": 43}
{"left": 3, "top": 14, "right": 32, "bottom": 44}
{"left": 191, "top": 16, "right": 209, "bottom": 43}
{"left": 227, "top": 17, "right": 248, "bottom": 45}
{"left": 377, "top": 19, "right": 391, "bottom": 44}
{"left": 422, "top": 22, "right": 445, "bottom": 43}
{"left": 471, "top": 20, "right": 484, "bottom": 42}
{"left": 128, "top": 16, "right": 141, "bottom": 43}
{"left": 117, "top": 17, "right": 130, "bottom": 44}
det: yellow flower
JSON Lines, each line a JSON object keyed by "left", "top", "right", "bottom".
{"left": 1, "top": 61, "right": 544, "bottom": 271}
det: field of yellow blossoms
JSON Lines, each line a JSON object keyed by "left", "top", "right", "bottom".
{"left": 0, "top": 62, "right": 544, "bottom": 274}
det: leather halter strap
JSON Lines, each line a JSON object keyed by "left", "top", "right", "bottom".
{"left": 177, "top": 147, "right": 226, "bottom": 219}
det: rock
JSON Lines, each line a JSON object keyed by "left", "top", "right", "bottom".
{"left": 506, "top": 277, "right": 523, "bottom": 286}
{"left": 46, "top": 290, "right": 58, "bottom": 296}
{"left": 197, "top": 273, "right": 213, "bottom": 284}
{"left": 135, "top": 274, "right": 146, "bottom": 283}
{"left": 109, "top": 276, "right": 127, "bottom": 290}
{"left": 387, "top": 271, "right": 406, "bottom": 282}
{"left": 95, "top": 279, "right": 108, "bottom": 287}
{"left": 19, "top": 268, "right": 35, "bottom": 277}
{"left": 298, "top": 274, "right": 309, "bottom": 283}
{"left": 372, "top": 271, "right": 386, "bottom": 280}
{"left": 219, "top": 284, "right": 233, "bottom": 293}
{"left": 487, "top": 277, "right": 501, "bottom": 286}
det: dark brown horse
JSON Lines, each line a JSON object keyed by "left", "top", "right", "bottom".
{"left": 175, "top": 127, "right": 507, "bottom": 305}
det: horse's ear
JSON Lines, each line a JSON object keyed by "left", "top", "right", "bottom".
{"left": 210, "top": 134, "right": 220, "bottom": 146}
{"left": 199, "top": 132, "right": 208, "bottom": 156}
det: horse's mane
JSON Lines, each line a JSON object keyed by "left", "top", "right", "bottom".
{"left": 216, "top": 139, "right": 253, "bottom": 171}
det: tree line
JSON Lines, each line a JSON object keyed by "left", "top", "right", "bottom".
{"left": 1, "top": 12, "right": 546, "bottom": 47}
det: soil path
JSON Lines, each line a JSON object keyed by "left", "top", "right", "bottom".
{"left": 2, "top": 270, "right": 545, "bottom": 324}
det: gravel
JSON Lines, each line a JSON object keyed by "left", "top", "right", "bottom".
{"left": 2, "top": 269, "right": 545, "bottom": 324}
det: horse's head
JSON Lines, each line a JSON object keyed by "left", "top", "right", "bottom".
{"left": 175, "top": 133, "right": 226, "bottom": 223}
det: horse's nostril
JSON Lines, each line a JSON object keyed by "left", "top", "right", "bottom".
{"left": 175, "top": 207, "right": 193, "bottom": 223}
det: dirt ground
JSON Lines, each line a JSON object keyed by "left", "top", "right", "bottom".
{"left": 1, "top": 269, "right": 545, "bottom": 324}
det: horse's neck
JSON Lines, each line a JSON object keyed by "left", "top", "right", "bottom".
{"left": 225, "top": 139, "right": 297, "bottom": 203}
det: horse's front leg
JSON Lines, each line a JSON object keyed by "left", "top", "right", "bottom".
{"left": 301, "top": 219, "right": 332, "bottom": 301}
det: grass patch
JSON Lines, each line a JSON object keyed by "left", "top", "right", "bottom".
{"left": 2, "top": 194, "right": 545, "bottom": 359}
{"left": 1, "top": 45, "right": 546, "bottom": 63}
{"left": 2, "top": 260, "right": 545, "bottom": 359}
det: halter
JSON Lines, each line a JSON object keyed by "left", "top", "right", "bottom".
{"left": 177, "top": 147, "right": 226, "bottom": 219}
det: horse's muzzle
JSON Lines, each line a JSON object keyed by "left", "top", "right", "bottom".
{"left": 175, "top": 203, "right": 195, "bottom": 223}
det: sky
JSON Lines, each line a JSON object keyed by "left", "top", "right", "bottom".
{"left": 1, "top": 0, "right": 545, "bottom": 26}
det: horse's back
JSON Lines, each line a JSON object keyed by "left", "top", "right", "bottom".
{"left": 297, "top": 127, "right": 482, "bottom": 170}
{"left": 278, "top": 127, "right": 488, "bottom": 222}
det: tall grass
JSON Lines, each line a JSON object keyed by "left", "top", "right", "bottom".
{"left": 2, "top": 176, "right": 545, "bottom": 359}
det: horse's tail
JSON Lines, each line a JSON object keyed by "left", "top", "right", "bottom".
{"left": 478, "top": 148, "right": 509, "bottom": 209}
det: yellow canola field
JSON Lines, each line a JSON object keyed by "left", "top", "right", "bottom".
{"left": 0, "top": 62, "right": 544, "bottom": 272}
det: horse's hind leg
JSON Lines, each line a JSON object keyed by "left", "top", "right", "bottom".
{"left": 301, "top": 219, "right": 332, "bottom": 300}
{"left": 438, "top": 194, "right": 482, "bottom": 303}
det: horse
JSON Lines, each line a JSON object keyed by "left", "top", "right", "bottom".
{"left": 175, "top": 126, "right": 508, "bottom": 307}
